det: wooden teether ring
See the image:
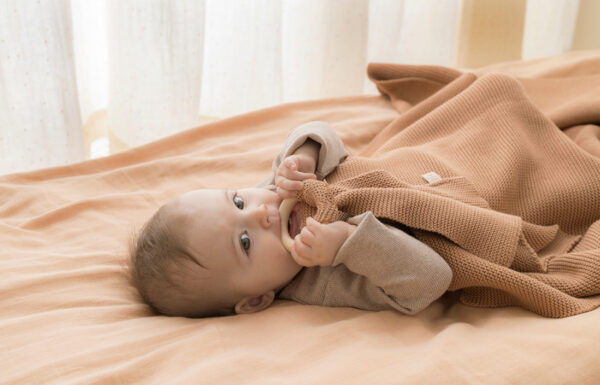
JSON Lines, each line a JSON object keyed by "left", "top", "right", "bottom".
{"left": 279, "top": 198, "right": 298, "bottom": 252}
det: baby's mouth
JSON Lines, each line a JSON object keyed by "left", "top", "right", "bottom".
{"left": 288, "top": 203, "right": 300, "bottom": 239}
{"left": 279, "top": 198, "right": 300, "bottom": 252}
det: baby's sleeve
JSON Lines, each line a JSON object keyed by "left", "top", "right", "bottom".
{"left": 256, "top": 121, "right": 348, "bottom": 188}
{"left": 330, "top": 212, "right": 452, "bottom": 315}
{"left": 280, "top": 211, "right": 452, "bottom": 315}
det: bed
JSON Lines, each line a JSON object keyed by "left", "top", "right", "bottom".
{"left": 2, "top": 50, "right": 600, "bottom": 384}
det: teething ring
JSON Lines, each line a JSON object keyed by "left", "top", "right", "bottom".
{"left": 279, "top": 198, "right": 298, "bottom": 252}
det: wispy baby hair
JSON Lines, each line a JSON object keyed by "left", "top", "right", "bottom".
{"left": 128, "top": 205, "right": 187, "bottom": 315}
{"left": 128, "top": 203, "right": 235, "bottom": 318}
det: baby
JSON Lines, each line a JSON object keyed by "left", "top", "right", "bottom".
{"left": 130, "top": 122, "right": 452, "bottom": 317}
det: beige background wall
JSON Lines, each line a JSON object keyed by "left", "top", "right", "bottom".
{"left": 572, "top": 0, "right": 600, "bottom": 50}
{"left": 455, "top": 0, "right": 526, "bottom": 69}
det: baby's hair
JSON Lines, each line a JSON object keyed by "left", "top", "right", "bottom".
{"left": 128, "top": 205, "right": 185, "bottom": 315}
{"left": 128, "top": 203, "right": 236, "bottom": 318}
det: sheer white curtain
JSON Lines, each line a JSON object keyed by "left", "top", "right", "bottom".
{"left": 0, "top": 0, "right": 596, "bottom": 175}
{"left": 0, "top": 1, "right": 84, "bottom": 174}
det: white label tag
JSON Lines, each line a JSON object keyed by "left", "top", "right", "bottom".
{"left": 422, "top": 171, "right": 442, "bottom": 184}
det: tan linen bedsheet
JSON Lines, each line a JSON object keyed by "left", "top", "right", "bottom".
{"left": 2, "top": 51, "right": 600, "bottom": 385}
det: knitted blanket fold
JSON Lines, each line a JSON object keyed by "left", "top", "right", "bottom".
{"left": 297, "top": 71, "right": 600, "bottom": 318}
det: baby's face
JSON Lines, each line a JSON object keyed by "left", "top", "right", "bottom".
{"left": 167, "top": 187, "right": 302, "bottom": 303}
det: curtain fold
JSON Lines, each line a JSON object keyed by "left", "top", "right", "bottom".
{"left": 108, "top": 0, "right": 205, "bottom": 149}
{"left": 0, "top": 0, "right": 596, "bottom": 175}
{"left": 281, "top": 0, "right": 369, "bottom": 104}
{"left": 0, "top": 0, "right": 83, "bottom": 175}
{"left": 522, "top": 0, "right": 580, "bottom": 60}
{"left": 365, "top": 0, "right": 459, "bottom": 92}
{"left": 200, "top": 0, "right": 281, "bottom": 119}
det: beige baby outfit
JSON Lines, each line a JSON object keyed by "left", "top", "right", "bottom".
{"left": 258, "top": 121, "right": 453, "bottom": 315}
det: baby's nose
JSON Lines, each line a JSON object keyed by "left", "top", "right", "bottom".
{"left": 252, "top": 204, "right": 271, "bottom": 229}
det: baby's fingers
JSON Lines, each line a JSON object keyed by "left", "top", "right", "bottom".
{"left": 293, "top": 170, "right": 317, "bottom": 181}
{"left": 298, "top": 226, "right": 316, "bottom": 247}
{"left": 276, "top": 187, "right": 298, "bottom": 200}
{"left": 291, "top": 237, "right": 316, "bottom": 267}
{"left": 305, "top": 217, "right": 323, "bottom": 234}
{"left": 279, "top": 165, "right": 317, "bottom": 183}
{"left": 284, "top": 157, "right": 298, "bottom": 171}
{"left": 275, "top": 175, "right": 303, "bottom": 192}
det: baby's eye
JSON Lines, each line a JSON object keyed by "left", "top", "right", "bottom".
{"left": 233, "top": 192, "right": 244, "bottom": 209}
{"left": 240, "top": 233, "right": 251, "bottom": 254}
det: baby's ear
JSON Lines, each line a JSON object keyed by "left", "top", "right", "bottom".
{"left": 234, "top": 291, "right": 275, "bottom": 314}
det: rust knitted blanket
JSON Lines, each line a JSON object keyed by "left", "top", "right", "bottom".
{"left": 297, "top": 70, "right": 600, "bottom": 318}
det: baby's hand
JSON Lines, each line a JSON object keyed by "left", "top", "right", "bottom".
{"left": 291, "top": 218, "right": 356, "bottom": 267}
{"left": 275, "top": 154, "right": 317, "bottom": 199}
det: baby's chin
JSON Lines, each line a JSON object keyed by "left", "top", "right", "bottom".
{"left": 282, "top": 246, "right": 302, "bottom": 269}
{"left": 279, "top": 242, "right": 303, "bottom": 274}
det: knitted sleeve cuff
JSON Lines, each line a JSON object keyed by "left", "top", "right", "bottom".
{"left": 256, "top": 121, "right": 348, "bottom": 188}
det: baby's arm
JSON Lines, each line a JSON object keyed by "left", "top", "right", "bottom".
{"left": 256, "top": 121, "right": 348, "bottom": 188}
{"left": 274, "top": 139, "right": 320, "bottom": 199}
{"left": 281, "top": 211, "right": 452, "bottom": 315}
{"left": 331, "top": 212, "right": 452, "bottom": 315}
{"left": 291, "top": 218, "right": 356, "bottom": 267}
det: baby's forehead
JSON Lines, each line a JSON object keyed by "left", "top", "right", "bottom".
{"left": 162, "top": 198, "right": 193, "bottom": 226}
{"left": 165, "top": 190, "right": 229, "bottom": 250}
{"left": 165, "top": 191, "right": 207, "bottom": 220}
{"left": 159, "top": 199, "right": 200, "bottom": 248}
{"left": 172, "top": 189, "right": 222, "bottom": 212}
